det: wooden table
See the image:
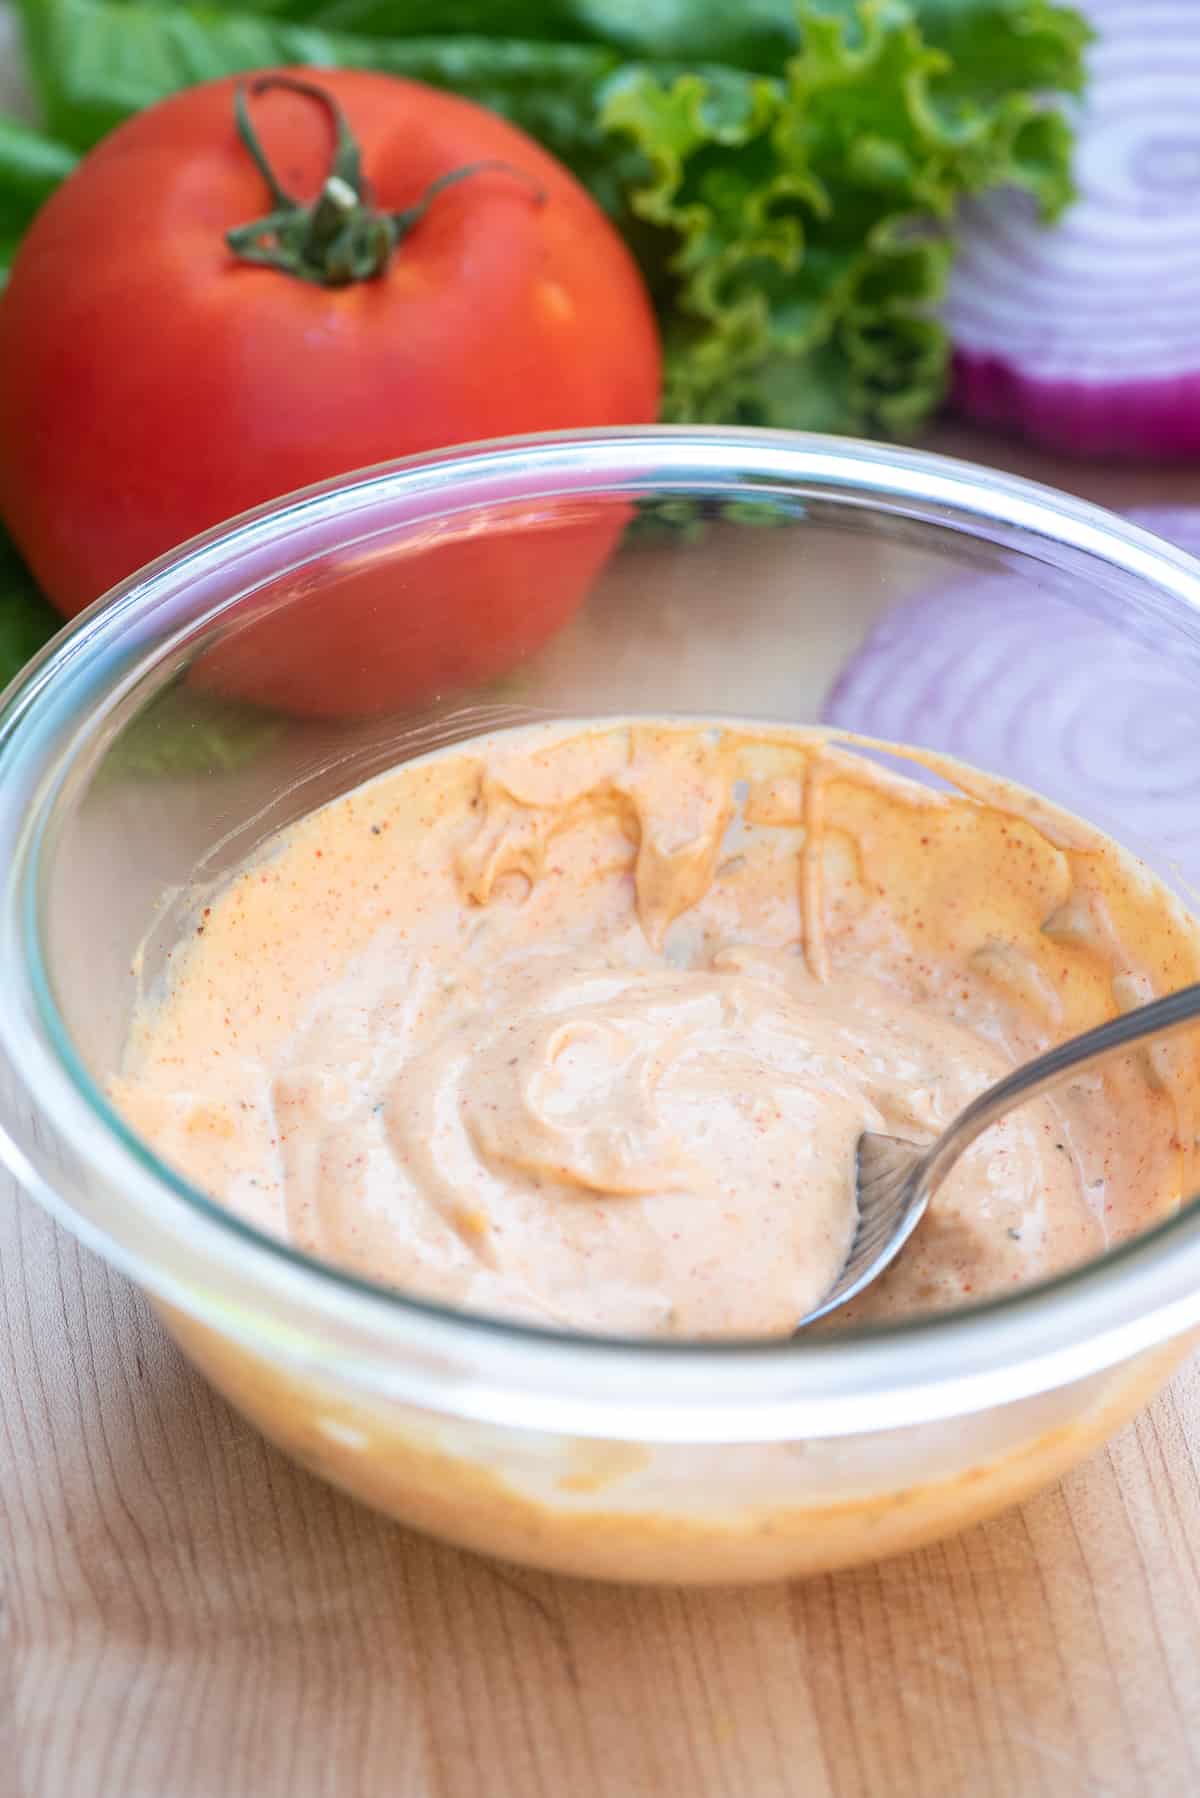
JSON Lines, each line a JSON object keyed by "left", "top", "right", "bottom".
{"left": 2, "top": 432, "right": 1200, "bottom": 1797}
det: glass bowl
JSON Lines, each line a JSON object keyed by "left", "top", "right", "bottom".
{"left": 3, "top": 427, "right": 1200, "bottom": 1586}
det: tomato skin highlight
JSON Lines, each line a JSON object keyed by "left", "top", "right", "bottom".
{"left": 0, "top": 71, "right": 661, "bottom": 715}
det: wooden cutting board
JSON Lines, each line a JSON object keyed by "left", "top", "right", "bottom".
{"left": 3, "top": 434, "right": 1200, "bottom": 1798}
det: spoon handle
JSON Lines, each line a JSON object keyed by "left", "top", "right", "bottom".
{"left": 919, "top": 980, "right": 1200, "bottom": 1199}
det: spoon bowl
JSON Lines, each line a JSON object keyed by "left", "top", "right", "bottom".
{"left": 797, "top": 980, "right": 1200, "bottom": 1329}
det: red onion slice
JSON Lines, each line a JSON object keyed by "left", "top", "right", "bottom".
{"left": 944, "top": 1, "right": 1200, "bottom": 458}
{"left": 822, "top": 507, "right": 1200, "bottom": 889}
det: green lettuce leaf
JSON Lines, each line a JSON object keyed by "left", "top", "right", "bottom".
{"left": 57, "top": 0, "right": 1084, "bottom": 78}
{"left": 602, "top": 1, "right": 1086, "bottom": 429}
{"left": 49, "top": 0, "right": 807, "bottom": 68}
{"left": 0, "top": 521, "right": 60, "bottom": 687}
{"left": 0, "top": 114, "right": 77, "bottom": 280}
{"left": 15, "top": 1, "right": 623, "bottom": 154}
{"left": 105, "top": 684, "right": 284, "bottom": 777}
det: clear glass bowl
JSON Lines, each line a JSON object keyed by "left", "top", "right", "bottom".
{"left": 3, "top": 427, "right": 1200, "bottom": 1585}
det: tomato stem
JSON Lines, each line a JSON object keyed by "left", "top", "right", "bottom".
{"left": 225, "top": 76, "right": 544, "bottom": 287}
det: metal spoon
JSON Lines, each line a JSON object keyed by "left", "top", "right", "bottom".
{"left": 798, "top": 980, "right": 1200, "bottom": 1329}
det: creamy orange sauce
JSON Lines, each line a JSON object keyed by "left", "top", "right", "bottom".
{"left": 111, "top": 720, "right": 1200, "bottom": 1339}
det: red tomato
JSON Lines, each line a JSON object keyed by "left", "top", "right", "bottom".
{"left": 0, "top": 70, "right": 661, "bottom": 716}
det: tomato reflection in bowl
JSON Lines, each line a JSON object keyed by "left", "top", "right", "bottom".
{"left": 189, "top": 494, "right": 628, "bottom": 719}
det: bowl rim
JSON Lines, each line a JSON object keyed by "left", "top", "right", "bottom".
{"left": 4, "top": 423, "right": 1200, "bottom": 1444}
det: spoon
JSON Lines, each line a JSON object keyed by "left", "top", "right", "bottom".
{"left": 798, "top": 980, "right": 1200, "bottom": 1329}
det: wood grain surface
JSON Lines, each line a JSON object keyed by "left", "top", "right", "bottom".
{"left": 6, "top": 1173, "right": 1200, "bottom": 1798}
{"left": 4, "top": 395, "right": 1200, "bottom": 1794}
